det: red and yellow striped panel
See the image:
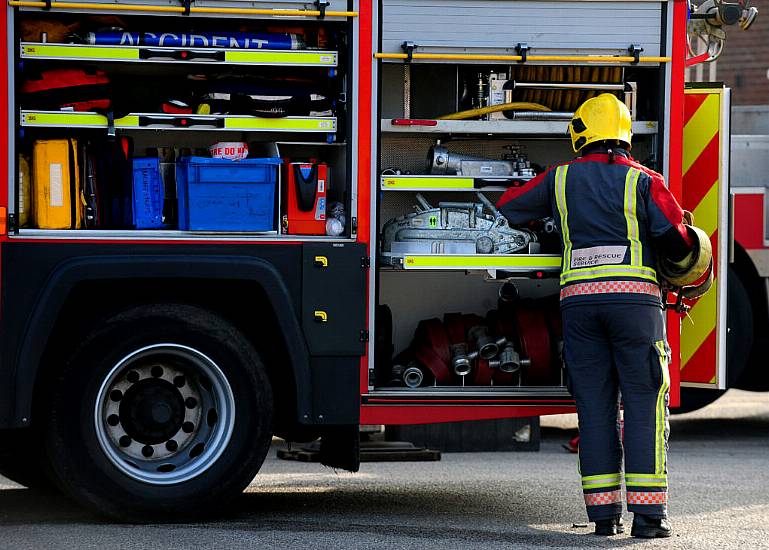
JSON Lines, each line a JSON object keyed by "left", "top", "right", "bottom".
{"left": 680, "top": 89, "right": 723, "bottom": 386}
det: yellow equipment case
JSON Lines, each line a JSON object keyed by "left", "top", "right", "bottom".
{"left": 31, "top": 139, "right": 82, "bottom": 229}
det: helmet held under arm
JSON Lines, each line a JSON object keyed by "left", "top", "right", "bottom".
{"left": 657, "top": 224, "right": 713, "bottom": 300}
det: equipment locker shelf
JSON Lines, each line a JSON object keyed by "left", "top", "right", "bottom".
{"left": 20, "top": 42, "right": 339, "bottom": 67}
{"left": 20, "top": 111, "right": 338, "bottom": 133}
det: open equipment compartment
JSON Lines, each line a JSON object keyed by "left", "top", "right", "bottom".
{"left": 370, "top": 0, "right": 670, "bottom": 398}
{"left": 11, "top": 6, "right": 355, "bottom": 239}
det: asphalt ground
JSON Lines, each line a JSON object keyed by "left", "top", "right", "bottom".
{"left": 0, "top": 389, "right": 767, "bottom": 549}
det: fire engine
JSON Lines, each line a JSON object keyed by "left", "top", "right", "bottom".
{"left": 0, "top": 0, "right": 761, "bottom": 520}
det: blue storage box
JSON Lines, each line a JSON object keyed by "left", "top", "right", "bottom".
{"left": 132, "top": 157, "right": 165, "bottom": 229}
{"left": 176, "top": 157, "right": 281, "bottom": 231}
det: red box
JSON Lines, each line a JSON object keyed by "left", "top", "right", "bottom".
{"left": 284, "top": 161, "right": 327, "bottom": 235}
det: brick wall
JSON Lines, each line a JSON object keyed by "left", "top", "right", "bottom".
{"left": 714, "top": 0, "right": 769, "bottom": 105}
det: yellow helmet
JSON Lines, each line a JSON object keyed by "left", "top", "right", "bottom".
{"left": 568, "top": 93, "right": 633, "bottom": 153}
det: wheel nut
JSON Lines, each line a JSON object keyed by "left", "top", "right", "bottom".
{"left": 126, "top": 370, "right": 140, "bottom": 383}
{"left": 182, "top": 421, "right": 195, "bottom": 433}
{"left": 110, "top": 389, "right": 123, "bottom": 402}
{"left": 119, "top": 435, "right": 132, "bottom": 447}
{"left": 185, "top": 397, "right": 198, "bottom": 409}
{"left": 151, "top": 366, "right": 164, "bottom": 378}
{"left": 141, "top": 445, "right": 154, "bottom": 457}
{"left": 165, "top": 440, "right": 178, "bottom": 452}
{"left": 173, "top": 375, "right": 186, "bottom": 388}
{"left": 107, "top": 414, "right": 120, "bottom": 426}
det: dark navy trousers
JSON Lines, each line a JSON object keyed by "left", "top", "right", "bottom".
{"left": 562, "top": 303, "right": 670, "bottom": 521}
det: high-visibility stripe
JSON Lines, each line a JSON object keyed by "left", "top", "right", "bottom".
{"left": 402, "top": 254, "right": 562, "bottom": 270}
{"left": 626, "top": 473, "right": 667, "bottom": 480}
{"left": 554, "top": 165, "right": 571, "bottom": 271}
{"left": 624, "top": 168, "right": 643, "bottom": 266}
{"left": 691, "top": 182, "right": 719, "bottom": 238}
{"left": 680, "top": 271, "right": 718, "bottom": 366}
{"left": 682, "top": 93, "right": 720, "bottom": 175}
{"left": 380, "top": 177, "right": 475, "bottom": 190}
{"left": 656, "top": 339, "right": 670, "bottom": 475}
{"left": 681, "top": 89, "right": 722, "bottom": 387}
{"left": 560, "top": 265, "right": 658, "bottom": 284}
{"left": 626, "top": 473, "right": 668, "bottom": 488}
{"left": 627, "top": 491, "right": 667, "bottom": 505}
{"left": 584, "top": 490, "right": 623, "bottom": 506}
{"left": 582, "top": 473, "right": 622, "bottom": 489}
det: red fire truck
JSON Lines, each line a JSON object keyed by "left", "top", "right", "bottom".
{"left": 0, "top": 0, "right": 761, "bottom": 520}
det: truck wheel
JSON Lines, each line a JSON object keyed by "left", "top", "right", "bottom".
{"left": 44, "top": 304, "right": 273, "bottom": 521}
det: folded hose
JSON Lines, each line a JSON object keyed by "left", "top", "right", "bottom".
{"left": 438, "top": 102, "right": 551, "bottom": 120}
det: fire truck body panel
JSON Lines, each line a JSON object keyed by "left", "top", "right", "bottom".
{"left": 0, "top": 0, "right": 749, "bottom": 519}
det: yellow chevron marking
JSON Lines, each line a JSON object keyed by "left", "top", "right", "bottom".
{"left": 681, "top": 274, "right": 718, "bottom": 366}
{"left": 692, "top": 180, "right": 720, "bottom": 236}
{"left": 683, "top": 93, "right": 720, "bottom": 175}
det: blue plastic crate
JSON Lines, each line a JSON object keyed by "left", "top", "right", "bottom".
{"left": 132, "top": 157, "right": 165, "bottom": 229}
{"left": 176, "top": 157, "right": 281, "bottom": 232}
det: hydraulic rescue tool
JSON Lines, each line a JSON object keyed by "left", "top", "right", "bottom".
{"left": 427, "top": 143, "right": 536, "bottom": 179}
{"left": 380, "top": 192, "right": 537, "bottom": 260}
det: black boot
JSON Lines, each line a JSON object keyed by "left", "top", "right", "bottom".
{"left": 631, "top": 514, "right": 673, "bottom": 538}
{"left": 594, "top": 515, "right": 624, "bottom": 536}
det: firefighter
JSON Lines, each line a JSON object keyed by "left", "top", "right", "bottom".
{"left": 497, "top": 93, "right": 711, "bottom": 538}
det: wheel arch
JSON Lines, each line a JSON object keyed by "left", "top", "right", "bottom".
{"left": 15, "top": 255, "right": 312, "bottom": 428}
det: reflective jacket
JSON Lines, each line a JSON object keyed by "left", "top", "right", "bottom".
{"left": 497, "top": 149, "right": 693, "bottom": 307}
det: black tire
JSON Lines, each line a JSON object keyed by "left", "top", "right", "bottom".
{"left": 677, "top": 266, "right": 752, "bottom": 413}
{"left": 43, "top": 304, "right": 273, "bottom": 522}
{"left": 0, "top": 428, "right": 56, "bottom": 490}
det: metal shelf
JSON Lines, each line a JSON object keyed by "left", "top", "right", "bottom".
{"left": 20, "top": 110, "right": 337, "bottom": 133}
{"left": 382, "top": 119, "right": 659, "bottom": 135}
{"left": 382, "top": 253, "right": 562, "bottom": 271}
{"left": 20, "top": 42, "right": 338, "bottom": 67}
{"left": 380, "top": 175, "right": 530, "bottom": 192}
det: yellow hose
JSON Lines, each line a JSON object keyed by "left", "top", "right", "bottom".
{"left": 438, "top": 102, "right": 551, "bottom": 120}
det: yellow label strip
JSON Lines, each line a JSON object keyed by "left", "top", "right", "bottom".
{"left": 225, "top": 50, "right": 337, "bottom": 66}
{"left": 21, "top": 43, "right": 139, "bottom": 60}
{"left": 21, "top": 111, "right": 139, "bottom": 127}
{"left": 21, "top": 111, "right": 336, "bottom": 132}
{"left": 381, "top": 177, "right": 475, "bottom": 190}
{"left": 20, "top": 43, "right": 337, "bottom": 67}
{"left": 224, "top": 117, "right": 336, "bottom": 131}
{"left": 402, "top": 254, "right": 562, "bottom": 270}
